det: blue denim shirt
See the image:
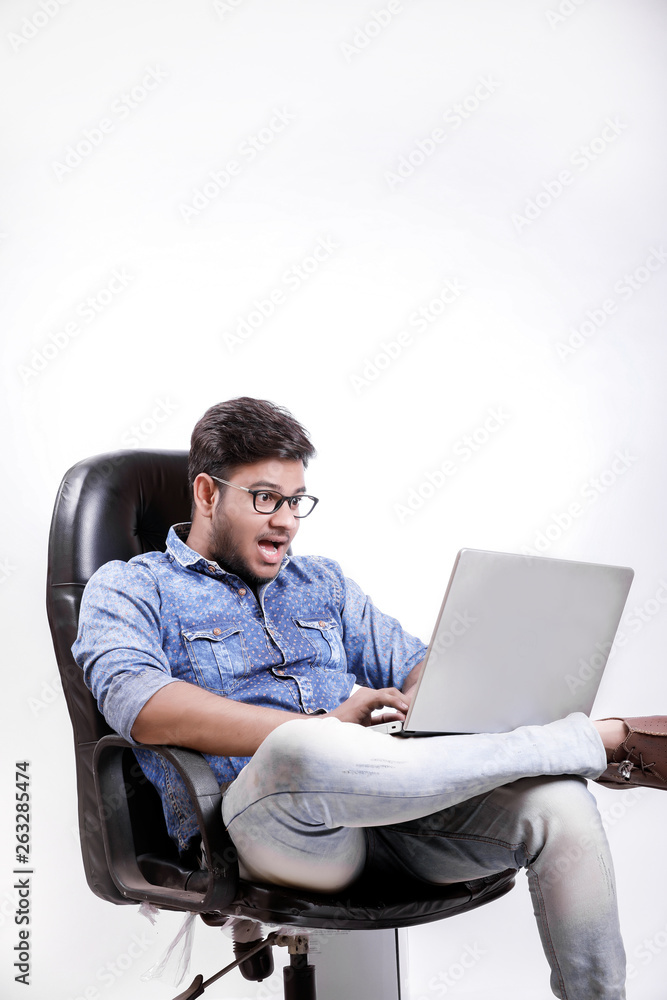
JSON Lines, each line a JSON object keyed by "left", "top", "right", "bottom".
{"left": 73, "top": 524, "right": 427, "bottom": 849}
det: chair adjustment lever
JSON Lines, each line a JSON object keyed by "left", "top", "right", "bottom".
{"left": 171, "top": 932, "right": 279, "bottom": 1000}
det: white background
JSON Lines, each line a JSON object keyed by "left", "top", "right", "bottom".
{"left": 1, "top": 0, "right": 667, "bottom": 997}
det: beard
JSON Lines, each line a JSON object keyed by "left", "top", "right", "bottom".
{"left": 209, "top": 509, "right": 276, "bottom": 590}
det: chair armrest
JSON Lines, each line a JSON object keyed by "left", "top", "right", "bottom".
{"left": 93, "top": 735, "right": 239, "bottom": 912}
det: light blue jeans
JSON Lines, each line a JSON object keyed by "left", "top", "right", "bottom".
{"left": 222, "top": 713, "right": 626, "bottom": 999}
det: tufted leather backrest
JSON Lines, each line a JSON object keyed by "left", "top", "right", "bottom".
{"left": 46, "top": 450, "right": 190, "bottom": 900}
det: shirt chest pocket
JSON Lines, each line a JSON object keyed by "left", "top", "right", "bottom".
{"left": 181, "top": 626, "right": 247, "bottom": 694}
{"left": 293, "top": 617, "right": 345, "bottom": 671}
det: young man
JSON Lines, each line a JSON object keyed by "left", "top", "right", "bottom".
{"left": 73, "top": 397, "right": 667, "bottom": 1000}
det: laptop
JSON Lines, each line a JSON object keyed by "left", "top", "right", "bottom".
{"left": 374, "top": 548, "right": 634, "bottom": 736}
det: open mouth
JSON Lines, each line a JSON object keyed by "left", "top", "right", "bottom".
{"left": 257, "top": 537, "right": 287, "bottom": 564}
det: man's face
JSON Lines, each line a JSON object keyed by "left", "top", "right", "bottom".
{"left": 209, "top": 458, "right": 305, "bottom": 589}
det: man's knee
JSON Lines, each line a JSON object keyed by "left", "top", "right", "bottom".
{"left": 254, "top": 717, "right": 343, "bottom": 782}
{"left": 501, "top": 776, "right": 607, "bottom": 860}
{"left": 516, "top": 773, "right": 598, "bottom": 815}
{"left": 504, "top": 773, "right": 599, "bottom": 818}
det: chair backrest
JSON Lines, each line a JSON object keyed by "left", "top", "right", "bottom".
{"left": 46, "top": 449, "right": 190, "bottom": 901}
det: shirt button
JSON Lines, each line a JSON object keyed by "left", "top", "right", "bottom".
{"left": 318, "top": 620, "right": 327, "bottom": 627}
{"left": 207, "top": 564, "right": 216, "bottom": 573}
{"left": 238, "top": 588, "right": 247, "bottom": 596}
{"left": 213, "top": 628, "right": 222, "bottom": 636}
{"left": 276, "top": 669, "right": 284, "bottom": 675}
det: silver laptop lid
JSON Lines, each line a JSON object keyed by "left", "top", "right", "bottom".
{"left": 404, "top": 549, "right": 634, "bottom": 735}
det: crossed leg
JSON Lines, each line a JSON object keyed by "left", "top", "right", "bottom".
{"left": 221, "top": 713, "right": 623, "bottom": 998}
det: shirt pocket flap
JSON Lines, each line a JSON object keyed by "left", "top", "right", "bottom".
{"left": 293, "top": 617, "right": 344, "bottom": 669}
{"left": 293, "top": 617, "right": 338, "bottom": 631}
{"left": 181, "top": 626, "right": 247, "bottom": 692}
{"left": 182, "top": 626, "right": 241, "bottom": 643}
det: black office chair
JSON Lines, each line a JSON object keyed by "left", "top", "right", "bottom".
{"left": 46, "top": 449, "right": 515, "bottom": 1000}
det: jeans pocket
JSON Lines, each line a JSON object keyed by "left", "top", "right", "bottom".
{"left": 181, "top": 626, "right": 247, "bottom": 693}
{"left": 294, "top": 617, "right": 345, "bottom": 670}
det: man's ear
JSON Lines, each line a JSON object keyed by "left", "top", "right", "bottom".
{"left": 192, "top": 473, "right": 219, "bottom": 521}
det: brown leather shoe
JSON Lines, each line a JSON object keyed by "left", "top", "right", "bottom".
{"left": 595, "top": 716, "right": 667, "bottom": 789}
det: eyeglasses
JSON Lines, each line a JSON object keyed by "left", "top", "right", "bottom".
{"left": 209, "top": 476, "right": 319, "bottom": 518}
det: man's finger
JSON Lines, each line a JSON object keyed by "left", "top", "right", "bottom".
{"left": 364, "top": 710, "right": 405, "bottom": 727}
{"left": 378, "top": 690, "right": 409, "bottom": 712}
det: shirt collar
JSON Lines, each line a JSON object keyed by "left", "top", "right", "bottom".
{"left": 165, "top": 523, "right": 291, "bottom": 579}
{"left": 167, "top": 523, "right": 221, "bottom": 574}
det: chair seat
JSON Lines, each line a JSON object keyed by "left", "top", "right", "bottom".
{"left": 138, "top": 853, "right": 516, "bottom": 930}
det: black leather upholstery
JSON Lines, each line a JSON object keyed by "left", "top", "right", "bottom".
{"left": 47, "top": 450, "right": 191, "bottom": 903}
{"left": 46, "top": 450, "right": 515, "bottom": 932}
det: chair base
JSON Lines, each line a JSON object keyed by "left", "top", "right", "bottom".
{"left": 172, "top": 932, "right": 317, "bottom": 1000}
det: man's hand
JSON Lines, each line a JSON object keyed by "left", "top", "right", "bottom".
{"left": 326, "top": 687, "right": 412, "bottom": 727}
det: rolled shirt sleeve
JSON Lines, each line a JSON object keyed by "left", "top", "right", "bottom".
{"left": 72, "top": 560, "right": 181, "bottom": 742}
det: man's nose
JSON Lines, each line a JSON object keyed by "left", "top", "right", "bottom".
{"left": 269, "top": 502, "right": 298, "bottom": 530}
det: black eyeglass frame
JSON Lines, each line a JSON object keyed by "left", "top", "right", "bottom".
{"left": 209, "top": 475, "right": 319, "bottom": 518}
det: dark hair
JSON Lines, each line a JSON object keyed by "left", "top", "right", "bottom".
{"left": 188, "top": 397, "right": 316, "bottom": 500}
